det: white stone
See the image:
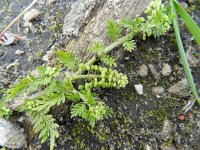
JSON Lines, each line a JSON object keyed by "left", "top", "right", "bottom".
{"left": 23, "top": 9, "right": 42, "bottom": 27}
{"left": 0, "top": 118, "right": 26, "bottom": 148}
{"left": 15, "top": 50, "right": 25, "bottom": 55}
{"left": 152, "top": 86, "right": 165, "bottom": 95}
{"left": 18, "top": 117, "right": 24, "bottom": 123}
{"left": 161, "top": 63, "right": 172, "bottom": 76}
{"left": 48, "top": 0, "right": 56, "bottom": 4}
{"left": 6, "top": 60, "right": 19, "bottom": 70}
{"left": 134, "top": 84, "right": 143, "bottom": 95}
{"left": 28, "top": 55, "right": 33, "bottom": 62}
{"left": 137, "top": 64, "right": 148, "bottom": 77}
{"left": 186, "top": 52, "right": 199, "bottom": 67}
{"left": 168, "top": 78, "right": 189, "bottom": 97}
{"left": 148, "top": 64, "right": 160, "bottom": 80}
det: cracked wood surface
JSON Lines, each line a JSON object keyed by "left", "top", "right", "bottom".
{"left": 63, "top": 0, "right": 153, "bottom": 62}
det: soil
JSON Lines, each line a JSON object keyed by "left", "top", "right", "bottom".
{"left": 0, "top": 0, "right": 200, "bottom": 150}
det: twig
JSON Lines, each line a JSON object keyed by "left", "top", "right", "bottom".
{"left": 182, "top": 100, "right": 196, "bottom": 114}
{"left": 0, "top": 0, "right": 38, "bottom": 35}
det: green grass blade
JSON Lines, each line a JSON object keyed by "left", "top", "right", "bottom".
{"left": 170, "top": 0, "right": 200, "bottom": 104}
{"left": 173, "top": 0, "right": 200, "bottom": 45}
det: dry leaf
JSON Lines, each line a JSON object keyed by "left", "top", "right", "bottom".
{"left": 178, "top": 114, "right": 185, "bottom": 121}
{"left": 0, "top": 32, "right": 23, "bottom": 46}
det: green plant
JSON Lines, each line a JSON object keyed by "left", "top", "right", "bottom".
{"left": 170, "top": 0, "right": 200, "bottom": 104}
{"left": 4, "top": 0, "right": 172, "bottom": 149}
{"left": 173, "top": 0, "right": 200, "bottom": 45}
{"left": 0, "top": 89, "right": 12, "bottom": 118}
{"left": 0, "top": 100, "right": 12, "bottom": 118}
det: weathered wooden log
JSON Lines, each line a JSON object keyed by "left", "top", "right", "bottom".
{"left": 63, "top": 0, "right": 153, "bottom": 61}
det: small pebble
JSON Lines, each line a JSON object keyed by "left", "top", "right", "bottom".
{"left": 179, "top": 2, "right": 188, "bottom": 9}
{"left": 134, "top": 84, "right": 143, "bottom": 95}
{"left": 0, "top": 118, "right": 27, "bottom": 148}
{"left": 188, "top": 0, "right": 194, "bottom": 3}
{"left": 48, "top": 0, "right": 56, "bottom": 4}
{"left": 161, "top": 63, "right": 172, "bottom": 76}
{"left": 168, "top": 78, "right": 189, "bottom": 98}
{"left": 156, "top": 95, "right": 161, "bottom": 98}
{"left": 23, "top": 9, "right": 42, "bottom": 27}
{"left": 160, "top": 120, "right": 174, "bottom": 141}
{"left": 143, "top": 144, "right": 153, "bottom": 150}
{"left": 15, "top": 50, "right": 25, "bottom": 56}
{"left": 6, "top": 60, "right": 19, "bottom": 70}
{"left": 137, "top": 64, "right": 148, "bottom": 77}
{"left": 124, "top": 57, "right": 130, "bottom": 60}
{"left": 174, "top": 132, "right": 181, "bottom": 144}
{"left": 28, "top": 55, "right": 33, "bottom": 62}
{"left": 186, "top": 52, "right": 199, "bottom": 67}
{"left": 160, "top": 144, "right": 176, "bottom": 150}
{"left": 152, "top": 86, "right": 165, "bottom": 96}
{"left": 148, "top": 64, "right": 160, "bottom": 80}
{"left": 18, "top": 117, "right": 24, "bottom": 123}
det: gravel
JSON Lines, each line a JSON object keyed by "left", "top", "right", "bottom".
{"left": 137, "top": 64, "right": 148, "bottom": 77}
{"left": 134, "top": 84, "right": 144, "bottom": 95}
{"left": 161, "top": 63, "right": 172, "bottom": 76}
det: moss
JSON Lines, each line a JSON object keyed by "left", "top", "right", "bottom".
{"left": 124, "top": 117, "right": 133, "bottom": 124}
{"left": 35, "top": 51, "right": 43, "bottom": 60}
{"left": 49, "top": 23, "right": 63, "bottom": 33}
{"left": 166, "top": 137, "right": 173, "bottom": 146}
{"left": 185, "top": 123, "right": 192, "bottom": 133}
{"left": 144, "top": 108, "right": 170, "bottom": 126}
{"left": 97, "top": 131, "right": 107, "bottom": 142}
{"left": 187, "top": 4, "right": 197, "bottom": 13}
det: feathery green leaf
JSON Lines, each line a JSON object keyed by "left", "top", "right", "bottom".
{"left": 100, "top": 55, "right": 116, "bottom": 67}
{"left": 87, "top": 42, "right": 105, "bottom": 54}
{"left": 56, "top": 50, "right": 78, "bottom": 70}
{"left": 121, "top": 17, "right": 145, "bottom": 32}
{"left": 123, "top": 40, "right": 136, "bottom": 52}
{"left": 107, "top": 20, "right": 122, "bottom": 41}
{"left": 6, "top": 77, "right": 32, "bottom": 101}
{"left": 71, "top": 102, "right": 113, "bottom": 126}
{"left": 173, "top": 0, "right": 200, "bottom": 45}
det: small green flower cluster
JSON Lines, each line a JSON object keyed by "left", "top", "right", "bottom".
{"left": 78, "top": 64, "right": 128, "bottom": 90}
{"left": 142, "top": 0, "right": 173, "bottom": 39}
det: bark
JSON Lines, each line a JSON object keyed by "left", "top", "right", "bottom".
{"left": 63, "top": 0, "right": 153, "bottom": 62}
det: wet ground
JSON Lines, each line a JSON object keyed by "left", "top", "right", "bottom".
{"left": 0, "top": 0, "right": 200, "bottom": 150}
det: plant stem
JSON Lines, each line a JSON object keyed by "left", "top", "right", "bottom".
{"left": 9, "top": 90, "right": 44, "bottom": 109}
{"left": 75, "top": 32, "right": 134, "bottom": 75}
{"left": 170, "top": 0, "right": 200, "bottom": 104}
{"left": 79, "top": 92, "right": 88, "bottom": 102}
{"left": 102, "top": 33, "right": 134, "bottom": 55}
{"left": 1, "top": 0, "right": 38, "bottom": 35}
{"left": 72, "top": 74, "right": 101, "bottom": 80}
